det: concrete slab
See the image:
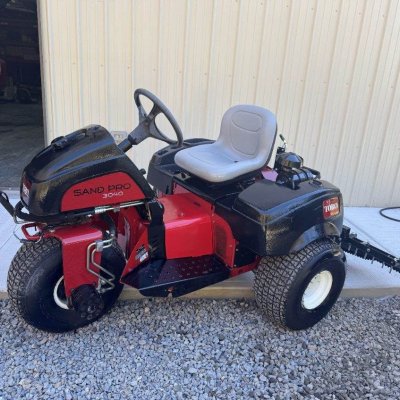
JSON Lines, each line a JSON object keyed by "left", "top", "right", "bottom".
{"left": 342, "top": 208, "right": 400, "bottom": 296}
{"left": 345, "top": 207, "right": 400, "bottom": 253}
{"left": 0, "top": 193, "right": 19, "bottom": 292}
{"left": 0, "top": 198, "right": 399, "bottom": 298}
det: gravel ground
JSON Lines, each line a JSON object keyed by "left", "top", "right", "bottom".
{"left": 1, "top": 297, "right": 400, "bottom": 400}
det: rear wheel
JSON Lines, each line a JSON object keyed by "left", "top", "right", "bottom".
{"left": 7, "top": 238, "right": 125, "bottom": 332}
{"left": 254, "top": 239, "right": 345, "bottom": 330}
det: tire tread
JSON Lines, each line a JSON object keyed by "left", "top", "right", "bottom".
{"left": 254, "top": 239, "right": 338, "bottom": 329}
{"left": 7, "top": 238, "right": 61, "bottom": 323}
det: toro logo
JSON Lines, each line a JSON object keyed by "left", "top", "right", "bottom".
{"left": 323, "top": 197, "right": 340, "bottom": 219}
{"left": 74, "top": 183, "right": 131, "bottom": 199}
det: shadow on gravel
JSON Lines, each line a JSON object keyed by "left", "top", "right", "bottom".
{"left": 0, "top": 297, "right": 400, "bottom": 399}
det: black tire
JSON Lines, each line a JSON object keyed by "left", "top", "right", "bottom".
{"left": 7, "top": 238, "right": 125, "bottom": 332}
{"left": 254, "top": 239, "right": 346, "bottom": 330}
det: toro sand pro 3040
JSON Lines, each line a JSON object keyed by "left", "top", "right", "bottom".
{"left": 1, "top": 89, "right": 399, "bottom": 332}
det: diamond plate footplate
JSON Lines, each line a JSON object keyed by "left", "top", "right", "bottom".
{"left": 122, "top": 255, "right": 230, "bottom": 297}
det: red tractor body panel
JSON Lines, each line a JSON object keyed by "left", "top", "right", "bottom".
{"left": 118, "top": 207, "right": 150, "bottom": 278}
{"left": 159, "top": 193, "right": 213, "bottom": 259}
{"left": 117, "top": 207, "right": 145, "bottom": 260}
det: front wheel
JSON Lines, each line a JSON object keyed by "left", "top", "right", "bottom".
{"left": 254, "top": 240, "right": 346, "bottom": 330}
{"left": 7, "top": 238, "right": 126, "bottom": 332}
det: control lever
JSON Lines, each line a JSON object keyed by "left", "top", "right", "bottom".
{"left": 277, "top": 134, "right": 287, "bottom": 154}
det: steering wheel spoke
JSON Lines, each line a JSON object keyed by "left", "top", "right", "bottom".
{"left": 148, "top": 103, "right": 162, "bottom": 119}
{"left": 131, "top": 89, "right": 184, "bottom": 147}
{"left": 138, "top": 105, "right": 147, "bottom": 122}
{"left": 148, "top": 120, "right": 176, "bottom": 145}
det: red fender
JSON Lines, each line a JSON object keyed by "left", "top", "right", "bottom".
{"left": 47, "top": 224, "right": 103, "bottom": 297}
{"left": 21, "top": 223, "right": 104, "bottom": 297}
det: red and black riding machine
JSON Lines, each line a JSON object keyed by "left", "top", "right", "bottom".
{"left": 1, "top": 89, "right": 399, "bottom": 332}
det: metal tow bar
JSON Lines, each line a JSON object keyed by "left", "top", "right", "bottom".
{"left": 339, "top": 225, "right": 400, "bottom": 274}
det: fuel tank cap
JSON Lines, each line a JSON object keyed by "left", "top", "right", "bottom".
{"left": 275, "top": 152, "right": 304, "bottom": 169}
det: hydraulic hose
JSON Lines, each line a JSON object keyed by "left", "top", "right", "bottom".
{"left": 379, "top": 207, "right": 400, "bottom": 222}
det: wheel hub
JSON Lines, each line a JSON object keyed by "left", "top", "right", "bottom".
{"left": 302, "top": 270, "right": 333, "bottom": 310}
{"left": 70, "top": 284, "right": 105, "bottom": 320}
{"left": 53, "top": 276, "right": 69, "bottom": 310}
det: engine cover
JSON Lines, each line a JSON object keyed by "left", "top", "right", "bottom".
{"left": 225, "top": 179, "right": 343, "bottom": 256}
{"left": 21, "top": 125, "right": 154, "bottom": 219}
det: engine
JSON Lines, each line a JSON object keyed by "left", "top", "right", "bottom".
{"left": 274, "top": 151, "right": 321, "bottom": 190}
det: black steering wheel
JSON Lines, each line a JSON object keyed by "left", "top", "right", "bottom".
{"left": 124, "top": 88, "right": 183, "bottom": 149}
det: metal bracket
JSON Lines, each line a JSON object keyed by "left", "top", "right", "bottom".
{"left": 86, "top": 238, "right": 116, "bottom": 293}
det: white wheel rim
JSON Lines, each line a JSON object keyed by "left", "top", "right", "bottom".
{"left": 53, "top": 276, "right": 69, "bottom": 310}
{"left": 302, "top": 270, "right": 333, "bottom": 310}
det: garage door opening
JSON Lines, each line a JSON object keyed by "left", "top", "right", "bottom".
{"left": 0, "top": 0, "right": 44, "bottom": 190}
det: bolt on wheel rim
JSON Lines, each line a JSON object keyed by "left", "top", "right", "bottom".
{"left": 53, "top": 276, "right": 69, "bottom": 310}
{"left": 302, "top": 270, "right": 333, "bottom": 310}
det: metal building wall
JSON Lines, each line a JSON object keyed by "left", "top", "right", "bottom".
{"left": 38, "top": 0, "right": 400, "bottom": 206}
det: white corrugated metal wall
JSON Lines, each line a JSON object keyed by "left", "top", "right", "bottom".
{"left": 38, "top": 0, "right": 400, "bottom": 206}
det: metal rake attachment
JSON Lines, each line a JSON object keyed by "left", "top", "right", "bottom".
{"left": 339, "top": 226, "right": 400, "bottom": 274}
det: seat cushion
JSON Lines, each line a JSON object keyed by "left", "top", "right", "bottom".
{"left": 174, "top": 105, "right": 277, "bottom": 182}
{"left": 175, "top": 142, "right": 262, "bottom": 182}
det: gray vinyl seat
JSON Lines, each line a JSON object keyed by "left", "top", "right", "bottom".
{"left": 174, "top": 105, "right": 277, "bottom": 182}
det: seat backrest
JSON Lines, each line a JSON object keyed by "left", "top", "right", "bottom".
{"left": 217, "top": 104, "right": 277, "bottom": 164}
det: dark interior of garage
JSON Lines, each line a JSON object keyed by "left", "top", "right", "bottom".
{"left": 0, "top": 0, "right": 43, "bottom": 189}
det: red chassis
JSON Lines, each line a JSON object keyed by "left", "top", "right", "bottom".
{"left": 120, "top": 185, "right": 259, "bottom": 277}
{"left": 22, "top": 184, "right": 259, "bottom": 298}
